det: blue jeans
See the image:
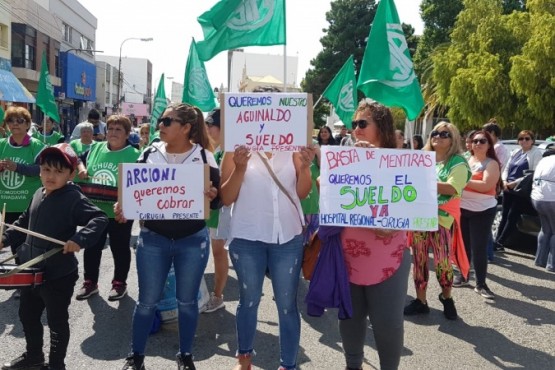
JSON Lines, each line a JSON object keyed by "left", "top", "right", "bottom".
{"left": 532, "top": 199, "right": 555, "bottom": 272}
{"left": 229, "top": 235, "right": 303, "bottom": 370}
{"left": 131, "top": 227, "right": 210, "bottom": 355}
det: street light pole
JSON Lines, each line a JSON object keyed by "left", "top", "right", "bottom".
{"left": 116, "top": 37, "right": 153, "bottom": 113}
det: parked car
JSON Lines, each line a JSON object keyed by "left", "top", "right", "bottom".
{"left": 492, "top": 141, "right": 555, "bottom": 250}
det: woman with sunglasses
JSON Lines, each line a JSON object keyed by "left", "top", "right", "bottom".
{"left": 454, "top": 131, "right": 501, "bottom": 299}
{"left": 74, "top": 115, "right": 141, "bottom": 302}
{"left": 118, "top": 103, "right": 220, "bottom": 370}
{"left": 335, "top": 101, "right": 411, "bottom": 370}
{"left": 494, "top": 130, "right": 542, "bottom": 251}
{"left": 0, "top": 106, "right": 46, "bottom": 264}
{"left": 404, "top": 122, "right": 470, "bottom": 321}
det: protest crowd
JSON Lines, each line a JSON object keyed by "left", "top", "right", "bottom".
{"left": 1, "top": 1, "right": 554, "bottom": 370}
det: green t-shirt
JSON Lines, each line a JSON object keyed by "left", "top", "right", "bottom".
{"left": 70, "top": 139, "right": 93, "bottom": 157}
{"left": 84, "top": 142, "right": 140, "bottom": 217}
{"left": 0, "top": 138, "right": 46, "bottom": 212}
{"left": 437, "top": 154, "right": 471, "bottom": 228}
{"left": 300, "top": 157, "right": 320, "bottom": 215}
{"left": 32, "top": 130, "right": 64, "bottom": 146}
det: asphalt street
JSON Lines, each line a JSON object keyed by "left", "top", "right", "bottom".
{"left": 1, "top": 224, "right": 554, "bottom": 369}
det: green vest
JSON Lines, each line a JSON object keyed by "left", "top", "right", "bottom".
{"left": 33, "top": 130, "right": 63, "bottom": 146}
{"left": 70, "top": 139, "right": 93, "bottom": 157}
{"left": 206, "top": 148, "right": 224, "bottom": 229}
{"left": 0, "top": 138, "right": 46, "bottom": 212}
{"left": 85, "top": 142, "right": 140, "bottom": 217}
{"left": 301, "top": 157, "right": 320, "bottom": 215}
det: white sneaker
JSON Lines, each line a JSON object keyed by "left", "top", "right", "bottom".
{"left": 201, "top": 292, "right": 225, "bottom": 313}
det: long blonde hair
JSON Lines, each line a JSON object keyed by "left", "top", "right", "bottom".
{"left": 423, "top": 121, "right": 463, "bottom": 159}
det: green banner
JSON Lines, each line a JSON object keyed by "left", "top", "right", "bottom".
{"left": 196, "top": 0, "right": 286, "bottom": 61}
{"left": 182, "top": 39, "right": 216, "bottom": 112}
{"left": 150, "top": 74, "right": 168, "bottom": 140}
{"left": 36, "top": 51, "right": 60, "bottom": 123}
{"left": 322, "top": 55, "right": 357, "bottom": 129}
{"left": 357, "top": 0, "right": 424, "bottom": 120}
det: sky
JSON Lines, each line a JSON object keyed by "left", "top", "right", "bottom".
{"left": 78, "top": 0, "right": 424, "bottom": 93}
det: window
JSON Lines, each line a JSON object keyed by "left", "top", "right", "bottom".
{"left": 0, "top": 23, "right": 8, "bottom": 49}
{"left": 25, "top": 44, "right": 35, "bottom": 69}
{"left": 62, "top": 23, "right": 72, "bottom": 43}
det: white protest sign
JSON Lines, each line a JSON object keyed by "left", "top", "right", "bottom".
{"left": 319, "top": 146, "right": 438, "bottom": 231}
{"left": 119, "top": 163, "right": 209, "bottom": 220}
{"left": 221, "top": 92, "right": 313, "bottom": 152}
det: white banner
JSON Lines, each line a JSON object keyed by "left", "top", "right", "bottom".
{"left": 319, "top": 146, "right": 438, "bottom": 231}
{"left": 119, "top": 163, "right": 209, "bottom": 220}
{"left": 221, "top": 92, "right": 313, "bottom": 152}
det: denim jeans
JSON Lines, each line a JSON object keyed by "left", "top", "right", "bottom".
{"left": 131, "top": 227, "right": 210, "bottom": 355}
{"left": 229, "top": 235, "right": 303, "bottom": 370}
{"left": 532, "top": 199, "right": 555, "bottom": 272}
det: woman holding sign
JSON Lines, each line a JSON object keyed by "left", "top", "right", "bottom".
{"left": 117, "top": 103, "right": 220, "bottom": 370}
{"left": 220, "top": 138, "right": 314, "bottom": 368}
{"left": 335, "top": 100, "right": 412, "bottom": 370}
{"left": 404, "top": 122, "right": 471, "bottom": 320}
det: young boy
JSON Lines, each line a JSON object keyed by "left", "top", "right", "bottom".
{"left": 0, "top": 143, "right": 108, "bottom": 370}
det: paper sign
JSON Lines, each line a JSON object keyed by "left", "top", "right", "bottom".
{"left": 221, "top": 92, "right": 313, "bottom": 152}
{"left": 319, "top": 147, "right": 438, "bottom": 231}
{"left": 119, "top": 163, "right": 209, "bottom": 220}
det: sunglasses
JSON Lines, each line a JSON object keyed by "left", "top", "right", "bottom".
{"left": 472, "top": 138, "right": 488, "bottom": 145}
{"left": 518, "top": 137, "right": 532, "bottom": 142}
{"left": 430, "top": 130, "right": 451, "bottom": 139}
{"left": 351, "top": 119, "right": 369, "bottom": 129}
{"left": 6, "top": 117, "right": 27, "bottom": 125}
{"left": 157, "top": 117, "right": 184, "bottom": 127}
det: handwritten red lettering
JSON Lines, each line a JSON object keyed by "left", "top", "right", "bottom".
{"left": 326, "top": 149, "right": 360, "bottom": 170}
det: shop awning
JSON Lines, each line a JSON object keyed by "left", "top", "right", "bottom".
{"left": 0, "top": 69, "right": 35, "bottom": 103}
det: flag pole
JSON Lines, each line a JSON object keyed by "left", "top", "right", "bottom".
{"left": 283, "top": 45, "right": 287, "bottom": 92}
{"left": 313, "top": 95, "right": 324, "bottom": 109}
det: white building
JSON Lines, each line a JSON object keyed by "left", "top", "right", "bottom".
{"left": 229, "top": 49, "right": 298, "bottom": 92}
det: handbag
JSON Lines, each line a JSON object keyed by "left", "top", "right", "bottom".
{"left": 302, "top": 230, "right": 321, "bottom": 280}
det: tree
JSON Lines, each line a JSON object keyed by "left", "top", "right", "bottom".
{"left": 301, "top": 0, "right": 419, "bottom": 127}
{"left": 302, "top": 0, "right": 379, "bottom": 126}
{"left": 431, "top": 0, "right": 540, "bottom": 131}
{"left": 510, "top": 0, "right": 555, "bottom": 131}
{"left": 413, "top": 0, "right": 464, "bottom": 74}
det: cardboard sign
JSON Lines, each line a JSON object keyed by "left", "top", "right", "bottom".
{"left": 119, "top": 163, "right": 209, "bottom": 220}
{"left": 221, "top": 92, "right": 313, "bottom": 152}
{"left": 319, "top": 147, "right": 438, "bottom": 231}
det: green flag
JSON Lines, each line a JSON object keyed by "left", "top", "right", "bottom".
{"left": 182, "top": 39, "right": 216, "bottom": 112}
{"left": 0, "top": 106, "right": 4, "bottom": 123}
{"left": 357, "top": 0, "right": 424, "bottom": 120}
{"left": 150, "top": 74, "right": 168, "bottom": 140}
{"left": 196, "top": 0, "right": 286, "bottom": 61}
{"left": 36, "top": 51, "right": 60, "bottom": 123}
{"left": 322, "top": 55, "right": 357, "bottom": 129}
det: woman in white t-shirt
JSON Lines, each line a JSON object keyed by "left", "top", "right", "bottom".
{"left": 457, "top": 130, "right": 501, "bottom": 299}
{"left": 531, "top": 150, "right": 555, "bottom": 273}
{"left": 220, "top": 144, "right": 315, "bottom": 370}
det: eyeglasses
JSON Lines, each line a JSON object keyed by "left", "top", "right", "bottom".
{"left": 518, "top": 137, "right": 532, "bottom": 142}
{"left": 352, "top": 119, "right": 369, "bottom": 129}
{"left": 430, "top": 130, "right": 452, "bottom": 139}
{"left": 6, "top": 117, "right": 27, "bottom": 125}
{"left": 472, "top": 138, "right": 488, "bottom": 145}
{"left": 157, "top": 117, "right": 183, "bottom": 127}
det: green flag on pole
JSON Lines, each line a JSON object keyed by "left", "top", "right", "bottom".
{"left": 182, "top": 39, "right": 216, "bottom": 112}
{"left": 322, "top": 55, "right": 357, "bottom": 129}
{"left": 150, "top": 74, "right": 168, "bottom": 141}
{"left": 357, "top": 0, "right": 424, "bottom": 121}
{"left": 36, "top": 51, "right": 60, "bottom": 123}
{"left": 196, "top": 0, "right": 286, "bottom": 61}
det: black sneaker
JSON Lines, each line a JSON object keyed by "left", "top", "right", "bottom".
{"left": 493, "top": 242, "right": 505, "bottom": 252}
{"left": 176, "top": 353, "right": 195, "bottom": 370}
{"left": 475, "top": 284, "right": 495, "bottom": 299}
{"left": 403, "top": 299, "right": 430, "bottom": 315}
{"left": 452, "top": 275, "right": 471, "bottom": 288}
{"left": 2, "top": 353, "right": 45, "bottom": 370}
{"left": 439, "top": 293, "right": 458, "bottom": 320}
{"left": 122, "top": 354, "right": 145, "bottom": 370}
{"left": 108, "top": 281, "right": 128, "bottom": 301}
{"left": 75, "top": 280, "right": 98, "bottom": 300}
